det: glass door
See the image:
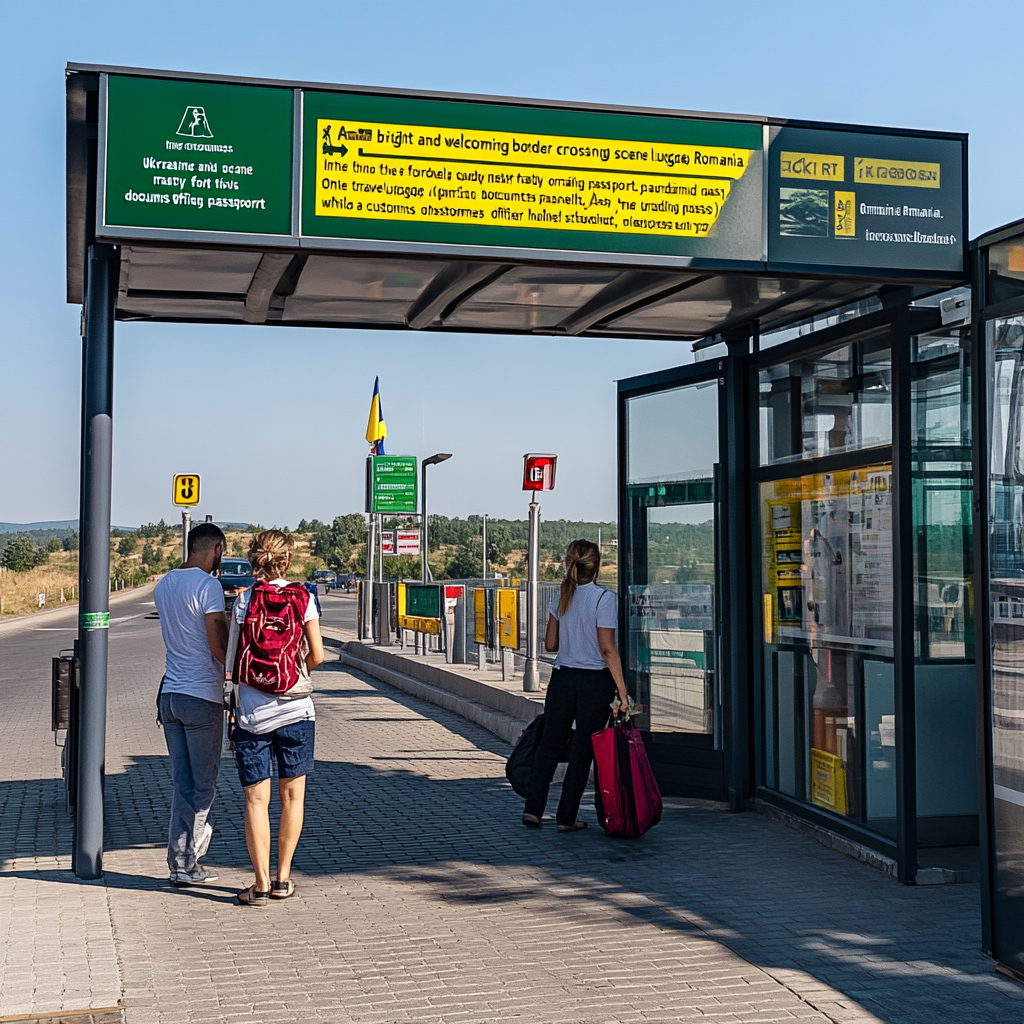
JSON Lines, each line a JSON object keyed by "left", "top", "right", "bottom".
{"left": 624, "top": 375, "right": 721, "bottom": 741}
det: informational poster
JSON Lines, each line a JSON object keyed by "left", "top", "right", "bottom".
{"left": 768, "top": 125, "right": 964, "bottom": 273}
{"left": 762, "top": 465, "right": 893, "bottom": 649}
{"left": 302, "top": 92, "right": 764, "bottom": 261}
{"left": 103, "top": 76, "right": 293, "bottom": 236}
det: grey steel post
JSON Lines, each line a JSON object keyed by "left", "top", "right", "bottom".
{"left": 363, "top": 514, "right": 376, "bottom": 639}
{"left": 181, "top": 510, "right": 191, "bottom": 564}
{"left": 421, "top": 460, "right": 429, "bottom": 583}
{"left": 421, "top": 454, "right": 452, "bottom": 583}
{"left": 453, "top": 591, "right": 466, "bottom": 664}
{"left": 482, "top": 514, "right": 487, "bottom": 580}
{"left": 74, "top": 242, "right": 118, "bottom": 880}
{"left": 523, "top": 499, "right": 541, "bottom": 691}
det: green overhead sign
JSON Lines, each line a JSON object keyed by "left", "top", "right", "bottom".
{"left": 103, "top": 76, "right": 293, "bottom": 236}
{"left": 97, "top": 70, "right": 966, "bottom": 275}
{"left": 367, "top": 456, "right": 418, "bottom": 514}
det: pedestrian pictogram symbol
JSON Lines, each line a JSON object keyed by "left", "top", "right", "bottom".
{"left": 172, "top": 474, "right": 201, "bottom": 506}
{"left": 176, "top": 106, "right": 213, "bottom": 138}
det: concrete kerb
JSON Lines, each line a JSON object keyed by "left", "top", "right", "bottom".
{"left": 323, "top": 637, "right": 542, "bottom": 745}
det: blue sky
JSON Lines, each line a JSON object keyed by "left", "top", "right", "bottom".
{"left": 2, "top": 1, "right": 1021, "bottom": 527}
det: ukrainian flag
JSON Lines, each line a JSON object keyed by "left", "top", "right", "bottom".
{"left": 365, "top": 376, "right": 387, "bottom": 455}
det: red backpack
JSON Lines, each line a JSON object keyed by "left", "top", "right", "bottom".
{"left": 234, "top": 580, "right": 309, "bottom": 694}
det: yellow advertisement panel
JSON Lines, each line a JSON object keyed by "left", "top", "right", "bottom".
{"left": 779, "top": 152, "right": 844, "bottom": 182}
{"left": 854, "top": 157, "right": 940, "bottom": 188}
{"left": 810, "top": 748, "right": 849, "bottom": 814}
{"left": 473, "top": 588, "right": 487, "bottom": 645}
{"left": 315, "top": 119, "right": 754, "bottom": 240}
{"left": 496, "top": 588, "right": 519, "bottom": 649}
{"left": 834, "top": 191, "right": 855, "bottom": 237}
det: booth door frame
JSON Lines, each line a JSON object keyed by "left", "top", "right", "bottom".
{"left": 617, "top": 354, "right": 752, "bottom": 809}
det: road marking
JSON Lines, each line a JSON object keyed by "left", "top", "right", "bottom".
{"left": 34, "top": 627, "right": 77, "bottom": 631}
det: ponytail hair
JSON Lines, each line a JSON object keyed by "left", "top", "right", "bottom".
{"left": 248, "top": 529, "right": 294, "bottom": 580}
{"left": 558, "top": 539, "right": 601, "bottom": 616}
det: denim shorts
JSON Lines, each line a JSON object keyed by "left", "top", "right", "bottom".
{"left": 233, "top": 720, "right": 315, "bottom": 787}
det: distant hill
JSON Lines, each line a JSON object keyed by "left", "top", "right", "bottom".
{"left": 0, "top": 520, "right": 80, "bottom": 533}
{"left": 0, "top": 520, "right": 251, "bottom": 534}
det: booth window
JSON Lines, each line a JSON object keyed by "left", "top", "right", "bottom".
{"left": 759, "top": 327, "right": 896, "bottom": 832}
{"left": 624, "top": 380, "right": 720, "bottom": 738}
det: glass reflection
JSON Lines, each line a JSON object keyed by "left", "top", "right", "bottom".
{"left": 759, "top": 331, "right": 892, "bottom": 466}
{"left": 761, "top": 465, "right": 895, "bottom": 828}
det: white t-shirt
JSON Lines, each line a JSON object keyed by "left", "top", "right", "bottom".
{"left": 229, "top": 580, "right": 319, "bottom": 733}
{"left": 154, "top": 567, "right": 227, "bottom": 704}
{"left": 549, "top": 583, "right": 617, "bottom": 671}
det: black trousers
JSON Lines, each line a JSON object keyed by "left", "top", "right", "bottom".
{"left": 524, "top": 666, "right": 616, "bottom": 824}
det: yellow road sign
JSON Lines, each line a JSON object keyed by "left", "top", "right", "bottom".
{"left": 172, "top": 474, "right": 201, "bottom": 506}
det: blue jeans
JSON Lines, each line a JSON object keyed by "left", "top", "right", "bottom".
{"left": 159, "top": 692, "right": 224, "bottom": 876}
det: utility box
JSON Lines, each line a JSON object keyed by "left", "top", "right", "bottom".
{"left": 52, "top": 650, "right": 75, "bottom": 732}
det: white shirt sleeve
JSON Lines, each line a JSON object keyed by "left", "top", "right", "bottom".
{"left": 202, "top": 575, "right": 226, "bottom": 614}
{"left": 596, "top": 589, "right": 618, "bottom": 629}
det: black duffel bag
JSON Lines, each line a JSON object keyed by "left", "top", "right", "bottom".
{"left": 505, "top": 714, "right": 575, "bottom": 798}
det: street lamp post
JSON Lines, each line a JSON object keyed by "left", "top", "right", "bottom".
{"left": 421, "top": 453, "right": 452, "bottom": 582}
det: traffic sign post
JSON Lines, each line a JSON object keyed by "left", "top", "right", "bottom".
{"left": 172, "top": 474, "right": 201, "bottom": 563}
{"left": 522, "top": 454, "right": 557, "bottom": 692}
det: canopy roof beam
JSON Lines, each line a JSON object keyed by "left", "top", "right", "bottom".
{"left": 406, "top": 262, "right": 511, "bottom": 330}
{"left": 555, "top": 270, "right": 707, "bottom": 336}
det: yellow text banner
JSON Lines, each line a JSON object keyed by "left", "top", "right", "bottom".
{"left": 315, "top": 120, "right": 754, "bottom": 239}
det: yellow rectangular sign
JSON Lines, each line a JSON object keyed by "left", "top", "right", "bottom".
{"left": 854, "top": 157, "right": 940, "bottom": 188}
{"left": 314, "top": 119, "right": 754, "bottom": 240}
{"left": 779, "top": 152, "right": 844, "bottom": 182}
{"left": 172, "top": 474, "right": 200, "bottom": 506}
{"left": 496, "top": 587, "right": 519, "bottom": 649}
{"left": 834, "top": 191, "right": 855, "bottom": 237}
{"left": 398, "top": 614, "right": 440, "bottom": 635}
{"left": 810, "top": 748, "right": 849, "bottom": 814}
{"left": 474, "top": 588, "right": 487, "bottom": 645}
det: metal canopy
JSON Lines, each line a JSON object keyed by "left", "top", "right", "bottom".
{"left": 110, "top": 245, "right": 889, "bottom": 340}
{"left": 68, "top": 63, "right": 968, "bottom": 344}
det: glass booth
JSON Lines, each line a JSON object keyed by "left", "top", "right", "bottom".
{"left": 619, "top": 299, "right": 977, "bottom": 883}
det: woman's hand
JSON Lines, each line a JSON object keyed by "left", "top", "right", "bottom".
{"left": 612, "top": 687, "right": 629, "bottom": 718}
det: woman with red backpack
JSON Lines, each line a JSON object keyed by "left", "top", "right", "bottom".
{"left": 226, "top": 529, "right": 324, "bottom": 907}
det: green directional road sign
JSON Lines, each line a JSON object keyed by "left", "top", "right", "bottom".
{"left": 368, "top": 456, "right": 418, "bottom": 513}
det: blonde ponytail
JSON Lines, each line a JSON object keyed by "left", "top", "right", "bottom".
{"left": 558, "top": 539, "right": 601, "bottom": 615}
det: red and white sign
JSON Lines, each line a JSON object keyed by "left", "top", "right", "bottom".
{"left": 381, "top": 531, "right": 395, "bottom": 555}
{"left": 523, "top": 453, "right": 557, "bottom": 491}
{"left": 396, "top": 529, "right": 421, "bottom": 556}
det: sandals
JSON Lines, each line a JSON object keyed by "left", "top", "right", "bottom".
{"left": 237, "top": 884, "right": 270, "bottom": 907}
{"left": 521, "top": 813, "right": 542, "bottom": 829}
{"left": 271, "top": 879, "right": 296, "bottom": 900}
{"left": 557, "top": 820, "right": 588, "bottom": 833}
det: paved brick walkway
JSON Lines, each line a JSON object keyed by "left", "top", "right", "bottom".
{"left": 3, "top": 597, "right": 1024, "bottom": 1023}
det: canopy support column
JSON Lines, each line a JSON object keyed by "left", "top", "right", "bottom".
{"left": 74, "top": 242, "right": 118, "bottom": 880}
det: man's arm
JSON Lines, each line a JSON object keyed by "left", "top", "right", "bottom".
{"left": 205, "top": 612, "right": 228, "bottom": 666}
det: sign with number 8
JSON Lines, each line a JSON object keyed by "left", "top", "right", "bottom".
{"left": 172, "top": 474, "right": 201, "bottom": 506}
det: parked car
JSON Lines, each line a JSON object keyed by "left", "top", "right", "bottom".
{"left": 217, "top": 557, "right": 255, "bottom": 611}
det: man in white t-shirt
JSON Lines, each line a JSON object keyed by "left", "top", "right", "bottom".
{"left": 153, "top": 522, "right": 228, "bottom": 886}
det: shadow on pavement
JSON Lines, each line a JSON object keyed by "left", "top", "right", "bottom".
{"left": 2, "top": 660, "right": 1021, "bottom": 1024}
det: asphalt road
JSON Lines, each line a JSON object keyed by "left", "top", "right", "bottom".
{"left": 0, "top": 583, "right": 356, "bottom": 705}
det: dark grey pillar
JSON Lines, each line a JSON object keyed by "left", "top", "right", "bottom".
{"left": 74, "top": 243, "right": 118, "bottom": 880}
{"left": 892, "top": 305, "right": 918, "bottom": 885}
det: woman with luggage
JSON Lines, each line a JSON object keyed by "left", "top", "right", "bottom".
{"left": 522, "top": 539, "right": 629, "bottom": 831}
{"left": 226, "top": 529, "right": 324, "bottom": 906}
